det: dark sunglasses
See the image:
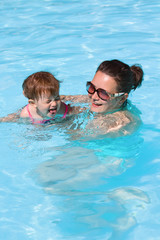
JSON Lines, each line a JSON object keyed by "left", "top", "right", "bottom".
{"left": 86, "top": 81, "right": 124, "bottom": 101}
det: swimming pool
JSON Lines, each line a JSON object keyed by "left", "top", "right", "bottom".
{"left": 1, "top": 0, "right": 160, "bottom": 239}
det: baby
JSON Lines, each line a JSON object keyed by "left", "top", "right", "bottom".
{"left": 0, "top": 71, "right": 75, "bottom": 124}
{"left": 20, "top": 71, "right": 69, "bottom": 124}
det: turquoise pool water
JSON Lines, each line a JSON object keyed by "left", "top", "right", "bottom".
{"left": 1, "top": 0, "right": 160, "bottom": 239}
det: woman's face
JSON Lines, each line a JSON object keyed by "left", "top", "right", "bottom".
{"left": 88, "top": 71, "right": 127, "bottom": 113}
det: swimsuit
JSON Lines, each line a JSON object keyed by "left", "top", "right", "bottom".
{"left": 26, "top": 103, "right": 68, "bottom": 124}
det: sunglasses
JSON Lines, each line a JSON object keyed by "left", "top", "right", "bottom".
{"left": 86, "top": 81, "right": 124, "bottom": 101}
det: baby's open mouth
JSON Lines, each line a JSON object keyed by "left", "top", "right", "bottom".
{"left": 49, "top": 107, "right": 57, "bottom": 114}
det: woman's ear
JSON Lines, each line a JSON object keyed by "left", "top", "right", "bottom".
{"left": 119, "top": 93, "right": 128, "bottom": 105}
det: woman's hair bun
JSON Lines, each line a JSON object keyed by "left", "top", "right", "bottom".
{"left": 131, "top": 64, "right": 144, "bottom": 90}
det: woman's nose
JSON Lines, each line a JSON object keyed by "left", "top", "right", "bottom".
{"left": 91, "top": 91, "right": 99, "bottom": 100}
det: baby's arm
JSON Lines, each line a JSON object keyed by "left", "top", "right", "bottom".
{"left": 61, "top": 95, "right": 90, "bottom": 103}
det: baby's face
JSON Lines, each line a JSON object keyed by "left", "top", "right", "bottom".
{"left": 34, "top": 92, "right": 61, "bottom": 118}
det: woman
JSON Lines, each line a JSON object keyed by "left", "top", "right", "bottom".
{"left": 62, "top": 59, "right": 144, "bottom": 134}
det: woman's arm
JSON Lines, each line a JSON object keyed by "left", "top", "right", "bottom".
{"left": 0, "top": 112, "right": 20, "bottom": 122}
{"left": 61, "top": 95, "right": 90, "bottom": 103}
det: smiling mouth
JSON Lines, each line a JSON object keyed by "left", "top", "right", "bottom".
{"left": 92, "top": 102, "right": 102, "bottom": 107}
{"left": 49, "top": 107, "right": 57, "bottom": 114}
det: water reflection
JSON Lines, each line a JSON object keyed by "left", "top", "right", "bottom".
{"left": 31, "top": 129, "right": 149, "bottom": 239}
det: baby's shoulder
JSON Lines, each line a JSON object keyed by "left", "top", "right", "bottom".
{"left": 20, "top": 105, "right": 29, "bottom": 118}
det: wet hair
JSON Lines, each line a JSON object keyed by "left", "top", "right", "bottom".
{"left": 22, "top": 71, "right": 60, "bottom": 100}
{"left": 96, "top": 59, "right": 144, "bottom": 93}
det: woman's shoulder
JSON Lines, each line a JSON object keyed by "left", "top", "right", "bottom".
{"left": 86, "top": 108, "right": 141, "bottom": 136}
{"left": 86, "top": 111, "right": 128, "bottom": 133}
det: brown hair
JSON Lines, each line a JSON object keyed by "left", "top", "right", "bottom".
{"left": 96, "top": 59, "right": 144, "bottom": 93}
{"left": 22, "top": 71, "right": 60, "bottom": 100}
